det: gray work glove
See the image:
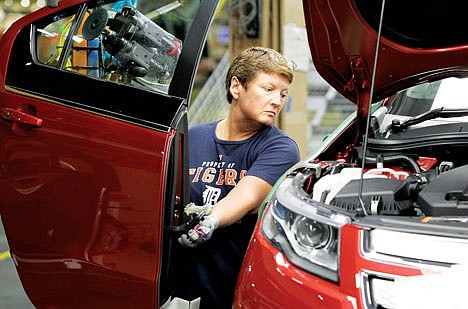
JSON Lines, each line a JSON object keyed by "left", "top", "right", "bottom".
{"left": 183, "top": 202, "right": 212, "bottom": 216}
{"left": 178, "top": 215, "right": 219, "bottom": 248}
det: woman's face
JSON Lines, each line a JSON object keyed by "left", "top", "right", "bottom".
{"left": 231, "top": 72, "right": 290, "bottom": 126}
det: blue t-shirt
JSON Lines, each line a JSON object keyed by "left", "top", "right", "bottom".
{"left": 176, "top": 121, "right": 300, "bottom": 308}
{"left": 189, "top": 121, "right": 300, "bottom": 206}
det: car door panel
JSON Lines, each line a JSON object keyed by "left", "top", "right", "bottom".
{"left": 1, "top": 93, "right": 174, "bottom": 307}
{"left": 0, "top": 0, "right": 219, "bottom": 307}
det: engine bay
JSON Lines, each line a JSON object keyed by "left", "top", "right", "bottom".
{"left": 309, "top": 145, "right": 468, "bottom": 218}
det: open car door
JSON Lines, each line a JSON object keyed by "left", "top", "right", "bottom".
{"left": 0, "top": 0, "right": 218, "bottom": 307}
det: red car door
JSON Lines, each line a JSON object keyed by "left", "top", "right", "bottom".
{"left": 0, "top": 0, "right": 218, "bottom": 308}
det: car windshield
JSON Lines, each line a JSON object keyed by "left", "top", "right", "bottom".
{"left": 388, "top": 77, "right": 468, "bottom": 121}
{"left": 381, "top": 77, "right": 468, "bottom": 130}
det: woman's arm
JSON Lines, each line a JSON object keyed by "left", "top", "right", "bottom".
{"left": 210, "top": 175, "right": 272, "bottom": 227}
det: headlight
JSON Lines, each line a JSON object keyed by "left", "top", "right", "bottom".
{"left": 262, "top": 174, "right": 350, "bottom": 283}
{"left": 294, "top": 217, "right": 332, "bottom": 249}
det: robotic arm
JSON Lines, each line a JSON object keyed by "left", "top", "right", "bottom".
{"left": 83, "top": 6, "right": 182, "bottom": 79}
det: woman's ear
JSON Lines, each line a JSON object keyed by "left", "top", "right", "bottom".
{"left": 229, "top": 76, "right": 241, "bottom": 100}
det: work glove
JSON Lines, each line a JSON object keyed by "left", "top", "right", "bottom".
{"left": 178, "top": 215, "right": 219, "bottom": 248}
{"left": 183, "top": 202, "right": 212, "bottom": 216}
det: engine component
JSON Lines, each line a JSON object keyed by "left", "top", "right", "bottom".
{"left": 418, "top": 164, "right": 468, "bottom": 216}
{"left": 355, "top": 146, "right": 422, "bottom": 174}
{"left": 330, "top": 178, "right": 414, "bottom": 215}
{"left": 312, "top": 168, "right": 383, "bottom": 204}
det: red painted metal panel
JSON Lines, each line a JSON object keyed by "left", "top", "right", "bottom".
{"left": 0, "top": 89, "right": 173, "bottom": 307}
{"left": 234, "top": 221, "right": 426, "bottom": 309}
{"left": 234, "top": 224, "right": 351, "bottom": 309}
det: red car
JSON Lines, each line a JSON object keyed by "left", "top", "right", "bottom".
{"left": 0, "top": 0, "right": 218, "bottom": 307}
{"left": 3, "top": 1, "right": 468, "bottom": 308}
{"left": 235, "top": 1, "right": 468, "bottom": 308}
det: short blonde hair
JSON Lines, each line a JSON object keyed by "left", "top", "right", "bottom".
{"left": 225, "top": 46, "right": 294, "bottom": 103}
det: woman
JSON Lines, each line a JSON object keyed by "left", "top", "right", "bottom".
{"left": 176, "top": 46, "right": 300, "bottom": 308}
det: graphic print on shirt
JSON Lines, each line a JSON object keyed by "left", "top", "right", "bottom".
{"left": 189, "top": 159, "right": 247, "bottom": 205}
{"left": 202, "top": 185, "right": 221, "bottom": 205}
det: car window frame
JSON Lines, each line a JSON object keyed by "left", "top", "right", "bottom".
{"left": 5, "top": 0, "right": 218, "bottom": 132}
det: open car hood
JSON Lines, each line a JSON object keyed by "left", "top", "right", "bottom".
{"left": 303, "top": 0, "right": 468, "bottom": 123}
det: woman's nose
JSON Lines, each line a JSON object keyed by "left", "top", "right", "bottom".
{"left": 270, "top": 91, "right": 283, "bottom": 105}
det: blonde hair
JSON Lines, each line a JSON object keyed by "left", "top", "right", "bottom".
{"left": 225, "top": 46, "right": 294, "bottom": 103}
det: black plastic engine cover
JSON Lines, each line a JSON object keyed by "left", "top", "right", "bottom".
{"left": 419, "top": 164, "right": 468, "bottom": 216}
{"left": 331, "top": 178, "right": 412, "bottom": 215}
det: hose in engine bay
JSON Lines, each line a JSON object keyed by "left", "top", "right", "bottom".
{"left": 361, "top": 154, "right": 422, "bottom": 174}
